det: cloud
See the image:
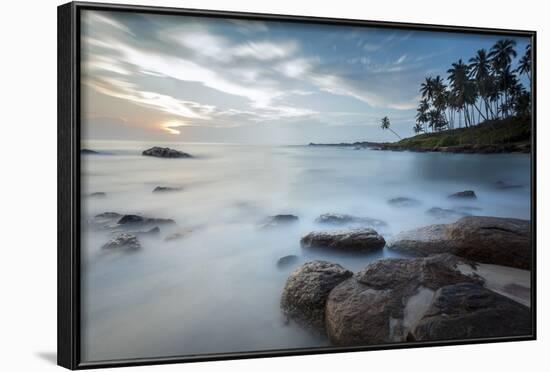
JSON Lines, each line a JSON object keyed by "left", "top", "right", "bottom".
{"left": 82, "top": 10, "right": 472, "bottom": 142}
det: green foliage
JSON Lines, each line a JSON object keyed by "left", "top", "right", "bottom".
{"left": 392, "top": 116, "right": 530, "bottom": 150}
{"left": 437, "top": 136, "right": 459, "bottom": 147}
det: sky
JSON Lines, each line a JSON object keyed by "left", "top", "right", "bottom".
{"left": 81, "top": 10, "right": 531, "bottom": 145}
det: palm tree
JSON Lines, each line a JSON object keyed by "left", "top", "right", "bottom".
{"left": 488, "top": 39, "right": 517, "bottom": 71}
{"left": 447, "top": 59, "right": 471, "bottom": 126}
{"left": 420, "top": 77, "right": 435, "bottom": 101}
{"left": 489, "top": 39, "right": 517, "bottom": 114}
{"left": 413, "top": 123, "right": 424, "bottom": 134}
{"left": 469, "top": 49, "right": 494, "bottom": 119}
{"left": 516, "top": 44, "right": 532, "bottom": 84}
{"left": 416, "top": 99, "right": 430, "bottom": 132}
{"left": 380, "top": 116, "right": 402, "bottom": 140}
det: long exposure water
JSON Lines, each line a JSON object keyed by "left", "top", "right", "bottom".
{"left": 80, "top": 141, "right": 531, "bottom": 362}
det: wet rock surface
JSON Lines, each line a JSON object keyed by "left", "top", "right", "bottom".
{"left": 280, "top": 261, "right": 353, "bottom": 334}
{"left": 301, "top": 228, "right": 386, "bottom": 252}
{"left": 325, "top": 254, "right": 483, "bottom": 345}
{"left": 410, "top": 283, "right": 531, "bottom": 341}
{"left": 387, "top": 216, "right": 531, "bottom": 269}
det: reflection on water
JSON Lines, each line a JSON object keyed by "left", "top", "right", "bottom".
{"left": 80, "top": 141, "right": 531, "bottom": 362}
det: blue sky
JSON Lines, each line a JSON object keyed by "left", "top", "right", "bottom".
{"left": 81, "top": 10, "right": 530, "bottom": 144}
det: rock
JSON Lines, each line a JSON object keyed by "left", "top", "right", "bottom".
{"left": 325, "top": 254, "right": 485, "bottom": 345}
{"left": 101, "top": 233, "right": 141, "bottom": 251}
{"left": 142, "top": 146, "right": 192, "bottom": 158}
{"left": 449, "top": 190, "right": 477, "bottom": 199}
{"left": 445, "top": 216, "right": 531, "bottom": 269}
{"left": 315, "top": 213, "right": 387, "bottom": 228}
{"left": 153, "top": 186, "right": 182, "bottom": 193}
{"left": 81, "top": 148, "right": 99, "bottom": 154}
{"left": 301, "top": 228, "right": 386, "bottom": 252}
{"left": 259, "top": 214, "right": 299, "bottom": 228}
{"left": 495, "top": 180, "right": 523, "bottom": 190}
{"left": 277, "top": 255, "right": 299, "bottom": 268}
{"left": 129, "top": 226, "right": 160, "bottom": 237}
{"left": 95, "top": 212, "right": 122, "bottom": 219}
{"left": 280, "top": 261, "right": 352, "bottom": 334}
{"left": 91, "top": 212, "right": 123, "bottom": 229}
{"left": 117, "top": 214, "right": 175, "bottom": 226}
{"left": 164, "top": 228, "right": 193, "bottom": 241}
{"left": 410, "top": 283, "right": 532, "bottom": 341}
{"left": 454, "top": 206, "right": 482, "bottom": 213}
{"left": 388, "top": 197, "right": 421, "bottom": 207}
{"left": 426, "top": 207, "right": 470, "bottom": 219}
{"left": 387, "top": 216, "right": 531, "bottom": 269}
{"left": 89, "top": 192, "right": 106, "bottom": 198}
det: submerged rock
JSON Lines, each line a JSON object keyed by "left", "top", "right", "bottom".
{"left": 410, "top": 283, "right": 531, "bottom": 341}
{"left": 259, "top": 214, "right": 299, "bottom": 228}
{"left": 142, "top": 146, "right": 192, "bottom": 158}
{"left": 301, "top": 228, "right": 386, "bottom": 252}
{"left": 388, "top": 197, "right": 421, "bottom": 207}
{"left": 118, "top": 214, "right": 175, "bottom": 226}
{"left": 81, "top": 149, "right": 100, "bottom": 155}
{"left": 280, "top": 261, "right": 353, "bottom": 334}
{"left": 315, "top": 213, "right": 387, "bottom": 228}
{"left": 387, "top": 216, "right": 531, "bottom": 269}
{"left": 128, "top": 226, "right": 160, "bottom": 237}
{"left": 449, "top": 190, "right": 477, "bottom": 199}
{"left": 164, "top": 228, "right": 193, "bottom": 241}
{"left": 426, "top": 207, "right": 470, "bottom": 219}
{"left": 153, "top": 186, "right": 182, "bottom": 193}
{"left": 277, "top": 255, "right": 299, "bottom": 268}
{"left": 495, "top": 180, "right": 523, "bottom": 190}
{"left": 102, "top": 233, "right": 141, "bottom": 251}
{"left": 89, "top": 192, "right": 106, "bottom": 198}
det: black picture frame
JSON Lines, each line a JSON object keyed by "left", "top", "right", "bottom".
{"left": 57, "top": 1, "right": 537, "bottom": 369}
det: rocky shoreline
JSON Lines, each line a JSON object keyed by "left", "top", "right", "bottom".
{"left": 281, "top": 215, "right": 532, "bottom": 345}
{"left": 308, "top": 141, "right": 530, "bottom": 154}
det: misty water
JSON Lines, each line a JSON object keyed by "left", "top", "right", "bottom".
{"left": 80, "top": 141, "right": 531, "bottom": 362}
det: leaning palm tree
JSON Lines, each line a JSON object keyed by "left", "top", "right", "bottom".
{"left": 380, "top": 116, "right": 402, "bottom": 140}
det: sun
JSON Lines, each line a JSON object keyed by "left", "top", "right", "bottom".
{"left": 161, "top": 120, "right": 184, "bottom": 135}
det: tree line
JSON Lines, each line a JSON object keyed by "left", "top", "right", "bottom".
{"left": 412, "top": 39, "right": 532, "bottom": 134}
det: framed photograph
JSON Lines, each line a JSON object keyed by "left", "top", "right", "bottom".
{"left": 58, "top": 1, "right": 536, "bottom": 369}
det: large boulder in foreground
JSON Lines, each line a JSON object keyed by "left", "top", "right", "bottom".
{"left": 301, "top": 228, "right": 386, "bottom": 252}
{"left": 280, "top": 261, "right": 352, "bottom": 334}
{"left": 410, "top": 283, "right": 531, "bottom": 341}
{"left": 325, "top": 254, "right": 484, "bottom": 345}
{"left": 387, "top": 216, "right": 531, "bottom": 269}
{"left": 142, "top": 146, "right": 191, "bottom": 158}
